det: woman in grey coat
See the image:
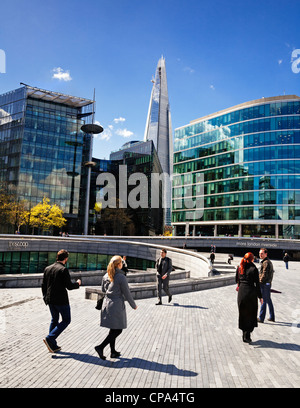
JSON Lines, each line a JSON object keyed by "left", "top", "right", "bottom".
{"left": 95, "top": 255, "right": 137, "bottom": 359}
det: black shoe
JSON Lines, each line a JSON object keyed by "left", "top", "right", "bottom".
{"left": 168, "top": 295, "right": 172, "bottom": 303}
{"left": 267, "top": 318, "right": 275, "bottom": 322}
{"left": 95, "top": 346, "right": 106, "bottom": 360}
{"left": 257, "top": 318, "right": 264, "bottom": 323}
{"left": 110, "top": 351, "right": 121, "bottom": 358}
{"left": 156, "top": 301, "right": 162, "bottom": 305}
{"left": 242, "top": 332, "right": 251, "bottom": 343}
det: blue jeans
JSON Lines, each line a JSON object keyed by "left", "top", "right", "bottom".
{"left": 259, "top": 283, "right": 275, "bottom": 322}
{"left": 46, "top": 304, "right": 71, "bottom": 347}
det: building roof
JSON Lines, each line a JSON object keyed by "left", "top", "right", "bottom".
{"left": 21, "top": 83, "right": 94, "bottom": 108}
{"left": 187, "top": 95, "right": 300, "bottom": 127}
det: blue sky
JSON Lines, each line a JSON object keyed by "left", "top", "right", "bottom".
{"left": 1, "top": 0, "right": 300, "bottom": 159}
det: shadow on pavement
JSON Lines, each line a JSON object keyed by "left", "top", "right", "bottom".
{"left": 53, "top": 352, "right": 198, "bottom": 376}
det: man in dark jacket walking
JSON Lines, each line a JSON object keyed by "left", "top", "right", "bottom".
{"left": 258, "top": 248, "right": 275, "bottom": 323}
{"left": 42, "top": 249, "right": 81, "bottom": 352}
{"left": 155, "top": 249, "right": 172, "bottom": 305}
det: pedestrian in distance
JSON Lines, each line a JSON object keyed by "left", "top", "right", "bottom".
{"left": 95, "top": 255, "right": 137, "bottom": 360}
{"left": 228, "top": 254, "right": 233, "bottom": 264}
{"left": 258, "top": 248, "right": 275, "bottom": 323}
{"left": 121, "top": 255, "right": 129, "bottom": 276}
{"left": 236, "top": 252, "right": 263, "bottom": 343}
{"left": 210, "top": 251, "right": 215, "bottom": 265}
{"left": 155, "top": 248, "right": 172, "bottom": 305}
{"left": 283, "top": 252, "right": 290, "bottom": 270}
{"left": 42, "top": 249, "right": 81, "bottom": 353}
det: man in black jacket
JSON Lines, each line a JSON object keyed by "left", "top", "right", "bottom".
{"left": 155, "top": 249, "right": 172, "bottom": 305}
{"left": 258, "top": 248, "right": 275, "bottom": 323}
{"left": 42, "top": 249, "right": 81, "bottom": 352}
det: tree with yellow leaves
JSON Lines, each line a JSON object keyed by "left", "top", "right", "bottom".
{"left": 0, "top": 183, "right": 28, "bottom": 233}
{"left": 10, "top": 200, "right": 29, "bottom": 233}
{"left": 29, "top": 197, "right": 66, "bottom": 234}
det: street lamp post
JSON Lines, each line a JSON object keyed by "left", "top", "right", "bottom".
{"left": 81, "top": 122, "right": 103, "bottom": 235}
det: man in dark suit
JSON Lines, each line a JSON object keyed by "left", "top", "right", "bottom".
{"left": 42, "top": 249, "right": 81, "bottom": 353}
{"left": 155, "top": 249, "right": 172, "bottom": 305}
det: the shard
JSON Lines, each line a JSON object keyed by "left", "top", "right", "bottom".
{"left": 144, "top": 56, "right": 173, "bottom": 226}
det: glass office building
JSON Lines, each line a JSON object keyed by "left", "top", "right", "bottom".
{"left": 172, "top": 95, "right": 300, "bottom": 239}
{"left": 0, "top": 250, "right": 155, "bottom": 274}
{"left": 144, "top": 56, "right": 173, "bottom": 225}
{"left": 0, "top": 85, "right": 94, "bottom": 233}
{"left": 89, "top": 140, "right": 164, "bottom": 236}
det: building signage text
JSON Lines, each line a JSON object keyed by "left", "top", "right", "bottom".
{"left": 8, "top": 241, "right": 29, "bottom": 249}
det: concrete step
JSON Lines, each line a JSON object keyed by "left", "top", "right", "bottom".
{"left": 85, "top": 260, "right": 236, "bottom": 300}
{"left": 85, "top": 274, "right": 236, "bottom": 301}
{"left": 211, "top": 263, "right": 237, "bottom": 274}
{"left": 126, "top": 269, "right": 190, "bottom": 283}
{"left": 213, "top": 262, "right": 236, "bottom": 269}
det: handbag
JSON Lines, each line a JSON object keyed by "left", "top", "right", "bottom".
{"left": 95, "top": 293, "right": 105, "bottom": 310}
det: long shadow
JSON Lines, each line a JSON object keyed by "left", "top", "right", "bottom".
{"left": 270, "top": 321, "right": 292, "bottom": 327}
{"left": 167, "top": 302, "right": 208, "bottom": 310}
{"left": 52, "top": 352, "right": 198, "bottom": 376}
{"left": 251, "top": 340, "right": 300, "bottom": 351}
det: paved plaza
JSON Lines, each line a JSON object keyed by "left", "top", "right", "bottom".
{"left": 0, "top": 258, "right": 299, "bottom": 389}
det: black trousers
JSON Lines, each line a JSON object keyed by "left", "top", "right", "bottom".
{"left": 98, "top": 329, "right": 123, "bottom": 352}
{"left": 156, "top": 275, "right": 171, "bottom": 301}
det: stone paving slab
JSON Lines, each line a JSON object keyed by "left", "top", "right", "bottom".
{"left": 0, "top": 260, "right": 299, "bottom": 389}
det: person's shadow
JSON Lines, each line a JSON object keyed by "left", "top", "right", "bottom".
{"left": 251, "top": 340, "right": 300, "bottom": 351}
{"left": 52, "top": 352, "right": 198, "bottom": 377}
{"left": 167, "top": 302, "right": 208, "bottom": 310}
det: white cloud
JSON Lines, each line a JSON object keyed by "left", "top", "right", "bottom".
{"left": 92, "top": 120, "right": 110, "bottom": 140}
{"left": 210, "top": 84, "right": 215, "bottom": 90}
{"left": 95, "top": 128, "right": 112, "bottom": 141}
{"left": 183, "top": 66, "right": 195, "bottom": 74}
{"left": 52, "top": 67, "right": 72, "bottom": 81}
{"left": 114, "top": 117, "right": 126, "bottom": 123}
{"left": 93, "top": 117, "right": 134, "bottom": 143}
{"left": 115, "top": 128, "right": 134, "bottom": 138}
{"left": 278, "top": 59, "right": 283, "bottom": 65}
{"left": 100, "top": 131, "right": 112, "bottom": 141}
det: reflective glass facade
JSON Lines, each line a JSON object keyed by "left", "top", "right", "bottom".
{"left": 0, "top": 250, "right": 155, "bottom": 274}
{"left": 0, "top": 86, "right": 94, "bottom": 233}
{"left": 89, "top": 140, "right": 164, "bottom": 236}
{"left": 172, "top": 96, "right": 300, "bottom": 238}
{"left": 144, "top": 57, "right": 173, "bottom": 225}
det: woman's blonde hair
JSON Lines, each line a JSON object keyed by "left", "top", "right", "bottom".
{"left": 107, "top": 255, "right": 122, "bottom": 282}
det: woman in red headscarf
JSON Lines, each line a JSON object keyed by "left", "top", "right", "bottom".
{"left": 236, "top": 252, "right": 263, "bottom": 343}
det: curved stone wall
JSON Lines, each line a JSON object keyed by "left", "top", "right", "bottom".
{"left": 0, "top": 235, "right": 211, "bottom": 279}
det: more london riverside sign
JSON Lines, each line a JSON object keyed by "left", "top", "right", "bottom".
{"left": 235, "top": 240, "right": 279, "bottom": 249}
